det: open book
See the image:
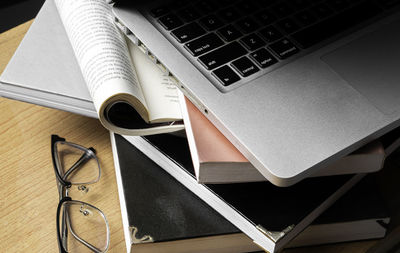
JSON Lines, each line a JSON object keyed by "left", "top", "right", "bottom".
{"left": 54, "top": 0, "right": 183, "bottom": 135}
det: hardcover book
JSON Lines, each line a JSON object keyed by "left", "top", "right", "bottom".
{"left": 120, "top": 133, "right": 364, "bottom": 252}
{"left": 111, "top": 133, "right": 389, "bottom": 253}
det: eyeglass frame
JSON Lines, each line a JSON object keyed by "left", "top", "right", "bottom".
{"left": 51, "top": 134, "right": 110, "bottom": 253}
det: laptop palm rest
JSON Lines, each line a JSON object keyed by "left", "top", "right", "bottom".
{"left": 321, "top": 18, "right": 400, "bottom": 115}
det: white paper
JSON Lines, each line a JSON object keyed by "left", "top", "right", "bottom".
{"left": 128, "top": 41, "right": 182, "bottom": 123}
{"left": 54, "top": 0, "right": 183, "bottom": 135}
{"left": 54, "top": 0, "right": 147, "bottom": 118}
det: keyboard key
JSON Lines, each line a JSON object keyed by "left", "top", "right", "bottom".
{"left": 214, "top": 0, "right": 236, "bottom": 8}
{"left": 326, "top": 0, "right": 350, "bottom": 11}
{"left": 247, "top": 0, "right": 263, "bottom": 7}
{"left": 290, "top": 0, "right": 313, "bottom": 10}
{"left": 253, "top": 9, "right": 276, "bottom": 25}
{"left": 295, "top": 10, "right": 318, "bottom": 26}
{"left": 198, "top": 42, "right": 247, "bottom": 70}
{"left": 269, "top": 38, "right": 299, "bottom": 59}
{"left": 258, "top": 26, "right": 283, "bottom": 43}
{"left": 378, "top": 0, "right": 400, "bottom": 8}
{"left": 195, "top": 0, "right": 217, "bottom": 15}
{"left": 311, "top": 3, "right": 334, "bottom": 20}
{"left": 240, "top": 33, "right": 266, "bottom": 51}
{"left": 179, "top": 7, "right": 201, "bottom": 22}
{"left": 168, "top": 0, "right": 188, "bottom": 9}
{"left": 217, "top": 25, "right": 242, "bottom": 42}
{"left": 291, "top": 1, "right": 382, "bottom": 48}
{"left": 250, "top": 48, "right": 278, "bottom": 68}
{"left": 150, "top": 6, "right": 170, "bottom": 18}
{"left": 258, "top": 0, "right": 279, "bottom": 7}
{"left": 236, "top": 1, "right": 257, "bottom": 15}
{"left": 158, "top": 14, "right": 183, "bottom": 30}
{"left": 271, "top": 2, "right": 294, "bottom": 18}
{"left": 212, "top": 65, "right": 241, "bottom": 86}
{"left": 236, "top": 17, "right": 260, "bottom": 34}
{"left": 185, "top": 33, "right": 224, "bottom": 56}
{"left": 277, "top": 18, "right": 300, "bottom": 34}
{"left": 199, "top": 15, "right": 224, "bottom": 31}
{"left": 218, "top": 7, "right": 240, "bottom": 22}
{"left": 231, "top": 56, "right": 259, "bottom": 77}
{"left": 171, "top": 22, "right": 206, "bottom": 43}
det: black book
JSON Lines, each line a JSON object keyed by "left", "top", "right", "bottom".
{"left": 288, "top": 173, "right": 389, "bottom": 247}
{"left": 112, "top": 133, "right": 257, "bottom": 253}
{"left": 111, "top": 133, "right": 388, "bottom": 252}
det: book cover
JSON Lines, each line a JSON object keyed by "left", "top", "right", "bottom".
{"left": 121, "top": 133, "right": 364, "bottom": 252}
{"left": 111, "top": 133, "right": 258, "bottom": 253}
{"left": 112, "top": 133, "right": 389, "bottom": 252}
{"left": 288, "top": 173, "right": 389, "bottom": 247}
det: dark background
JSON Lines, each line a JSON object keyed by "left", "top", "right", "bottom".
{"left": 0, "top": 0, "right": 45, "bottom": 34}
{"left": 1, "top": 0, "right": 399, "bottom": 251}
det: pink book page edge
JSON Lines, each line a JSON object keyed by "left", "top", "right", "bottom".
{"left": 185, "top": 97, "right": 383, "bottom": 163}
{"left": 184, "top": 97, "right": 384, "bottom": 165}
{"left": 185, "top": 98, "right": 249, "bottom": 163}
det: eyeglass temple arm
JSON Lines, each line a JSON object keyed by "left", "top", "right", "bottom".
{"left": 63, "top": 147, "right": 96, "bottom": 181}
{"left": 61, "top": 204, "right": 69, "bottom": 252}
{"left": 57, "top": 197, "right": 71, "bottom": 253}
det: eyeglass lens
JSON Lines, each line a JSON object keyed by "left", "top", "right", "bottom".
{"left": 59, "top": 201, "right": 109, "bottom": 252}
{"left": 55, "top": 142, "right": 100, "bottom": 185}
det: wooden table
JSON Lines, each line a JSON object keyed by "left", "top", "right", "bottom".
{"left": 0, "top": 21, "right": 379, "bottom": 253}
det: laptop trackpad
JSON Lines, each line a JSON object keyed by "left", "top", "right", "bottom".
{"left": 322, "top": 18, "right": 400, "bottom": 115}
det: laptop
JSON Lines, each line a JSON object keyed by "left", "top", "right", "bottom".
{"left": 112, "top": 0, "right": 400, "bottom": 186}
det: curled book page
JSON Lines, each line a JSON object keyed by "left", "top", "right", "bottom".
{"left": 54, "top": 0, "right": 183, "bottom": 135}
{"left": 128, "top": 42, "right": 182, "bottom": 123}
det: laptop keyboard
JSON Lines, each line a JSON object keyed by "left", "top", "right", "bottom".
{"left": 150, "top": 0, "right": 398, "bottom": 87}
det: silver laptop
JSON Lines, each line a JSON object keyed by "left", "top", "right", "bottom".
{"left": 112, "top": 0, "right": 400, "bottom": 186}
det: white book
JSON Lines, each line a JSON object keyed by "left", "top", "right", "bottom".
{"left": 0, "top": 0, "right": 184, "bottom": 136}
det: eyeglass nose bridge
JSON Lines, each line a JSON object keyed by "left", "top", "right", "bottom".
{"left": 77, "top": 185, "right": 90, "bottom": 194}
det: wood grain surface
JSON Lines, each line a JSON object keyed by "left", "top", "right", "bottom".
{"left": 0, "top": 20, "right": 125, "bottom": 253}
{"left": 0, "top": 21, "right": 378, "bottom": 253}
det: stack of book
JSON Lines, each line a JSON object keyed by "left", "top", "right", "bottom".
{"left": 1, "top": 0, "right": 399, "bottom": 252}
{"left": 111, "top": 133, "right": 390, "bottom": 253}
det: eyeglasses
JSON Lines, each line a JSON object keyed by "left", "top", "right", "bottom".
{"left": 51, "top": 135, "right": 110, "bottom": 253}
